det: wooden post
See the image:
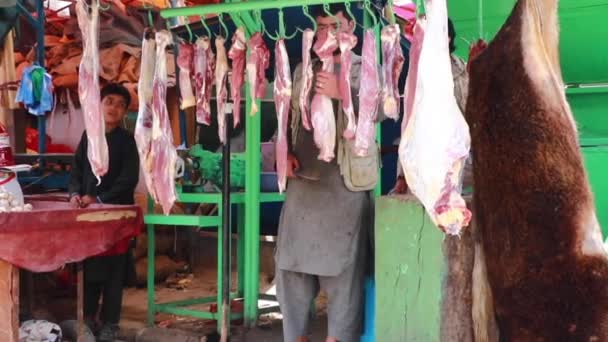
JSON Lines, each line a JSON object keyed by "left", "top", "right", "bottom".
{"left": 0, "top": 260, "right": 19, "bottom": 342}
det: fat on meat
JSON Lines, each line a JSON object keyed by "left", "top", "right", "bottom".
{"left": 338, "top": 31, "right": 358, "bottom": 140}
{"left": 134, "top": 29, "right": 157, "bottom": 200}
{"left": 299, "top": 29, "right": 315, "bottom": 131}
{"left": 76, "top": 0, "right": 108, "bottom": 183}
{"left": 193, "top": 36, "right": 215, "bottom": 125}
{"left": 177, "top": 42, "right": 196, "bottom": 109}
{"left": 215, "top": 36, "right": 229, "bottom": 143}
{"left": 354, "top": 29, "right": 381, "bottom": 157}
{"left": 311, "top": 30, "right": 338, "bottom": 162}
{"left": 273, "top": 39, "right": 292, "bottom": 193}
{"left": 151, "top": 30, "right": 178, "bottom": 215}
{"left": 402, "top": 19, "right": 426, "bottom": 132}
{"left": 228, "top": 27, "right": 247, "bottom": 128}
{"left": 381, "top": 24, "right": 405, "bottom": 120}
{"left": 246, "top": 32, "right": 270, "bottom": 116}
{"left": 399, "top": 0, "right": 471, "bottom": 235}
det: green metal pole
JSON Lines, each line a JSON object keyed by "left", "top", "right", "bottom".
{"left": 237, "top": 203, "right": 245, "bottom": 297}
{"left": 216, "top": 197, "right": 225, "bottom": 334}
{"left": 146, "top": 197, "right": 156, "bottom": 326}
{"left": 160, "top": 0, "right": 356, "bottom": 18}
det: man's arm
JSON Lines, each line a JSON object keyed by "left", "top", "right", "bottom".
{"left": 97, "top": 135, "right": 140, "bottom": 203}
{"left": 67, "top": 132, "right": 86, "bottom": 199}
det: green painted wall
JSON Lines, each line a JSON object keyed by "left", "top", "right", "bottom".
{"left": 375, "top": 196, "right": 445, "bottom": 341}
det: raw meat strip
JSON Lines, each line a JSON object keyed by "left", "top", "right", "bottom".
{"left": 177, "top": 42, "right": 196, "bottom": 109}
{"left": 151, "top": 30, "right": 178, "bottom": 215}
{"left": 299, "top": 29, "right": 315, "bottom": 131}
{"left": 193, "top": 36, "right": 215, "bottom": 125}
{"left": 215, "top": 36, "right": 229, "bottom": 144}
{"left": 246, "top": 32, "right": 270, "bottom": 116}
{"left": 354, "top": 29, "right": 381, "bottom": 157}
{"left": 273, "top": 39, "right": 292, "bottom": 193}
{"left": 399, "top": 0, "right": 471, "bottom": 235}
{"left": 228, "top": 27, "right": 247, "bottom": 127}
{"left": 338, "top": 31, "right": 358, "bottom": 140}
{"left": 311, "top": 30, "right": 338, "bottom": 162}
{"left": 467, "top": 39, "right": 488, "bottom": 73}
{"left": 76, "top": 0, "right": 108, "bottom": 184}
{"left": 402, "top": 19, "right": 426, "bottom": 132}
{"left": 381, "top": 24, "right": 405, "bottom": 120}
{"left": 134, "top": 29, "right": 157, "bottom": 200}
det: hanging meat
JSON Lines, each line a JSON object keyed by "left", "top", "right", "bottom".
{"left": 354, "top": 29, "right": 381, "bottom": 157}
{"left": 151, "top": 30, "right": 178, "bottom": 215}
{"left": 402, "top": 19, "right": 426, "bottom": 132}
{"left": 399, "top": 0, "right": 471, "bottom": 235}
{"left": 215, "top": 36, "right": 229, "bottom": 143}
{"left": 299, "top": 29, "right": 315, "bottom": 131}
{"left": 134, "top": 29, "right": 157, "bottom": 200}
{"left": 338, "top": 31, "right": 358, "bottom": 140}
{"left": 193, "top": 36, "right": 215, "bottom": 125}
{"left": 381, "top": 24, "right": 405, "bottom": 120}
{"left": 76, "top": 0, "right": 108, "bottom": 183}
{"left": 176, "top": 42, "right": 196, "bottom": 109}
{"left": 467, "top": 39, "right": 488, "bottom": 73}
{"left": 246, "top": 32, "right": 270, "bottom": 116}
{"left": 311, "top": 30, "right": 338, "bottom": 162}
{"left": 228, "top": 27, "right": 247, "bottom": 128}
{"left": 273, "top": 39, "right": 292, "bottom": 193}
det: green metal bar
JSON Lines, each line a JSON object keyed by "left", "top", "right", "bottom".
{"left": 178, "top": 192, "right": 247, "bottom": 204}
{"left": 260, "top": 192, "right": 285, "bottom": 202}
{"left": 146, "top": 197, "right": 156, "bottom": 326}
{"left": 144, "top": 215, "right": 220, "bottom": 227}
{"left": 237, "top": 204, "right": 246, "bottom": 297}
{"left": 216, "top": 199, "right": 225, "bottom": 333}
{"left": 566, "top": 85, "right": 608, "bottom": 95}
{"left": 161, "top": 0, "right": 356, "bottom": 18}
{"left": 157, "top": 292, "right": 240, "bottom": 307}
{"left": 155, "top": 306, "right": 245, "bottom": 321}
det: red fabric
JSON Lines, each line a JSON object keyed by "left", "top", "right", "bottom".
{"left": 0, "top": 200, "right": 143, "bottom": 272}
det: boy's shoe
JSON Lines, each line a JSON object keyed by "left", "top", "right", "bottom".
{"left": 97, "top": 323, "right": 119, "bottom": 342}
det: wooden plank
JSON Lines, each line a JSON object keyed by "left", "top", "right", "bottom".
{"left": 0, "top": 260, "right": 18, "bottom": 342}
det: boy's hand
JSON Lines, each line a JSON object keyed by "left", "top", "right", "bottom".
{"left": 315, "top": 72, "right": 342, "bottom": 100}
{"left": 69, "top": 195, "right": 82, "bottom": 208}
{"left": 286, "top": 153, "right": 300, "bottom": 178}
{"left": 80, "top": 195, "right": 97, "bottom": 208}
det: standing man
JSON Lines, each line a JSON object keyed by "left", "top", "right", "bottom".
{"left": 68, "top": 83, "right": 139, "bottom": 341}
{"left": 275, "top": 4, "right": 379, "bottom": 342}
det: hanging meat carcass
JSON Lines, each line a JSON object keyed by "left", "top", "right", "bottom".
{"left": 467, "top": 0, "right": 608, "bottom": 339}
{"left": 311, "top": 30, "right": 338, "bottom": 162}
{"left": 76, "top": 0, "right": 108, "bottom": 183}
{"left": 177, "top": 42, "right": 196, "bottom": 109}
{"left": 402, "top": 19, "right": 426, "bottom": 133}
{"left": 338, "top": 31, "right": 358, "bottom": 140}
{"left": 215, "top": 36, "right": 229, "bottom": 143}
{"left": 193, "top": 36, "right": 215, "bottom": 125}
{"left": 354, "top": 29, "right": 381, "bottom": 157}
{"left": 399, "top": 0, "right": 471, "bottom": 235}
{"left": 299, "top": 29, "right": 315, "bottom": 131}
{"left": 151, "top": 30, "right": 178, "bottom": 215}
{"left": 381, "top": 24, "right": 405, "bottom": 120}
{"left": 134, "top": 29, "right": 157, "bottom": 200}
{"left": 273, "top": 39, "right": 292, "bottom": 193}
{"left": 228, "top": 27, "right": 247, "bottom": 128}
{"left": 246, "top": 32, "right": 270, "bottom": 116}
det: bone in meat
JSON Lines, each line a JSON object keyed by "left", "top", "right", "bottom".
{"left": 381, "top": 24, "right": 405, "bottom": 120}
{"left": 193, "top": 36, "right": 215, "bottom": 125}
{"left": 273, "top": 39, "right": 292, "bottom": 193}
{"left": 402, "top": 19, "right": 426, "bottom": 133}
{"left": 354, "top": 29, "right": 381, "bottom": 157}
{"left": 228, "top": 27, "right": 247, "bottom": 128}
{"left": 76, "top": 0, "right": 108, "bottom": 183}
{"left": 246, "top": 32, "right": 270, "bottom": 116}
{"left": 338, "top": 31, "right": 358, "bottom": 140}
{"left": 151, "top": 30, "right": 178, "bottom": 215}
{"left": 399, "top": 0, "right": 471, "bottom": 235}
{"left": 215, "top": 36, "right": 229, "bottom": 143}
{"left": 299, "top": 29, "right": 315, "bottom": 131}
{"left": 177, "top": 42, "right": 196, "bottom": 109}
{"left": 311, "top": 30, "right": 338, "bottom": 162}
{"left": 135, "top": 29, "right": 157, "bottom": 200}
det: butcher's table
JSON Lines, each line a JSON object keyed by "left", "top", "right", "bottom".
{"left": 0, "top": 198, "right": 143, "bottom": 341}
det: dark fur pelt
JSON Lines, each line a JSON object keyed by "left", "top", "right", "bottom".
{"left": 466, "top": 0, "right": 608, "bottom": 340}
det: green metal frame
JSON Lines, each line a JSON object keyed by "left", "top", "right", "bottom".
{"left": 147, "top": 0, "right": 384, "bottom": 332}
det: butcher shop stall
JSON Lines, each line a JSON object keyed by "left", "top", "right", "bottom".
{"left": 0, "top": 0, "right": 607, "bottom": 341}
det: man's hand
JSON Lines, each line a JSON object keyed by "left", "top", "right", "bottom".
{"left": 286, "top": 153, "right": 300, "bottom": 179}
{"left": 391, "top": 176, "right": 408, "bottom": 195}
{"left": 69, "top": 195, "right": 82, "bottom": 208}
{"left": 315, "top": 72, "right": 341, "bottom": 100}
{"left": 80, "top": 195, "right": 97, "bottom": 208}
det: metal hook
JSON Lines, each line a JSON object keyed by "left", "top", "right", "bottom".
{"left": 364, "top": 0, "right": 378, "bottom": 27}
{"left": 301, "top": 5, "right": 317, "bottom": 32}
{"left": 254, "top": 10, "right": 266, "bottom": 34}
{"left": 200, "top": 15, "right": 212, "bottom": 37}
{"left": 323, "top": 3, "right": 341, "bottom": 31}
{"left": 267, "top": 8, "right": 298, "bottom": 41}
{"left": 344, "top": 2, "right": 361, "bottom": 31}
{"left": 218, "top": 13, "right": 229, "bottom": 38}
{"left": 184, "top": 21, "right": 194, "bottom": 42}
{"left": 98, "top": 0, "right": 111, "bottom": 11}
{"left": 386, "top": 0, "right": 397, "bottom": 24}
